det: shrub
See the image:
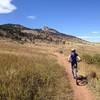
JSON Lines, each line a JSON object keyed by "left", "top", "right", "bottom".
{"left": 82, "top": 54, "right": 100, "bottom": 66}
{"left": 82, "top": 54, "right": 94, "bottom": 64}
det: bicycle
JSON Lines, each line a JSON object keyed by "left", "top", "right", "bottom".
{"left": 72, "top": 63, "right": 88, "bottom": 85}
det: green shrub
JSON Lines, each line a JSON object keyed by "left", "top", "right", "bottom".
{"left": 82, "top": 54, "right": 100, "bottom": 66}
{"left": 82, "top": 54, "right": 94, "bottom": 64}
{"left": 93, "top": 54, "right": 100, "bottom": 65}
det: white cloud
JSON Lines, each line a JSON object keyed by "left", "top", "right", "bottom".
{"left": 78, "top": 36, "right": 100, "bottom": 39}
{"left": 27, "top": 16, "right": 37, "bottom": 20}
{"left": 91, "top": 31, "right": 99, "bottom": 34}
{"left": 0, "top": 0, "right": 17, "bottom": 14}
{"left": 78, "top": 36, "right": 100, "bottom": 42}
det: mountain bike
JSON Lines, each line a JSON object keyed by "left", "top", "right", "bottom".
{"left": 69, "top": 58, "right": 87, "bottom": 85}
{"left": 72, "top": 63, "right": 88, "bottom": 85}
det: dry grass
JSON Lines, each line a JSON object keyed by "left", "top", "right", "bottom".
{"left": 77, "top": 44, "right": 100, "bottom": 100}
{"left": 0, "top": 40, "right": 73, "bottom": 100}
{"left": 78, "top": 62, "right": 100, "bottom": 100}
{"left": 58, "top": 43, "right": 100, "bottom": 100}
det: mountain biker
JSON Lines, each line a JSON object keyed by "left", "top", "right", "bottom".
{"left": 68, "top": 49, "right": 81, "bottom": 79}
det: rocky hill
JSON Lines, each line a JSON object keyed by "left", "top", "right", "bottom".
{"left": 0, "top": 24, "right": 88, "bottom": 44}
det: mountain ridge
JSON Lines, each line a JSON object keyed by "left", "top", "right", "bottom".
{"left": 0, "top": 23, "right": 89, "bottom": 44}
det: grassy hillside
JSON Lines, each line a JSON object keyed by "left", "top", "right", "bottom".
{"left": 0, "top": 41, "right": 73, "bottom": 100}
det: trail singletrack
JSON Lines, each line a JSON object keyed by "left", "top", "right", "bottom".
{"left": 55, "top": 53, "right": 95, "bottom": 100}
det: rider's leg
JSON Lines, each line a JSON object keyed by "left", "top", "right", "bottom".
{"left": 71, "top": 63, "right": 75, "bottom": 78}
{"left": 72, "top": 63, "right": 78, "bottom": 79}
{"left": 73, "top": 68, "right": 78, "bottom": 78}
{"left": 74, "top": 63, "right": 78, "bottom": 78}
{"left": 72, "top": 67, "right": 74, "bottom": 77}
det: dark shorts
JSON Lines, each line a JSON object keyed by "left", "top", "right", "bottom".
{"left": 71, "top": 62, "right": 77, "bottom": 68}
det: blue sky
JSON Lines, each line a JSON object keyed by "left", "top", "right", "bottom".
{"left": 0, "top": 0, "right": 100, "bottom": 42}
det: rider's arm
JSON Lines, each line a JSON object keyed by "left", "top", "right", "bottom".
{"left": 77, "top": 56, "right": 81, "bottom": 61}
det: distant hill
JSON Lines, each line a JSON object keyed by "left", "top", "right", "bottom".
{"left": 0, "top": 24, "right": 89, "bottom": 44}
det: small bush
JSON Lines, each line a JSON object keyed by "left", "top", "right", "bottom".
{"left": 82, "top": 54, "right": 94, "bottom": 64}
{"left": 93, "top": 54, "right": 100, "bottom": 65}
{"left": 82, "top": 54, "right": 100, "bottom": 66}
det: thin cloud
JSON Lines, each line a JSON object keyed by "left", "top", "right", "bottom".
{"left": 0, "top": 0, "right": 17, "bottom": 14}
{"left": 78, "top": 36, "right": 100, "bottom": 39}
{"left": 27, "top": 16, "right": 37, "bottom": 20}
{"left": 78, "top": 36, "right": 100, "bottom": 42}
{"left": 91, "top": 31, "right": 99, "bottom": 34}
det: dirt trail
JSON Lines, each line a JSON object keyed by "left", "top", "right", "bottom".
{"left": 55, "top": 53, "right": 95, "bottom": 100}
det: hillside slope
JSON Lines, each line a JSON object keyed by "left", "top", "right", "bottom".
{"left": 0, "top": 24, "right": 88, "bottom": 44}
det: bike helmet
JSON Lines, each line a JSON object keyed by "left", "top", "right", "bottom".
{"left": 71, "top": 48, "right": 76, "bottom": 52}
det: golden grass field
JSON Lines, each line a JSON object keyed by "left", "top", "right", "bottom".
{"left": 0, "top": 40, "right": 73, "bottom": 100}
{"left": 0, "top": 39, "right": 100, "bottom": 100}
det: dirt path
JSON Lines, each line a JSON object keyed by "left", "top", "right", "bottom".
{"left": 55, "top": 53, "right": 95, "bottom": 100}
